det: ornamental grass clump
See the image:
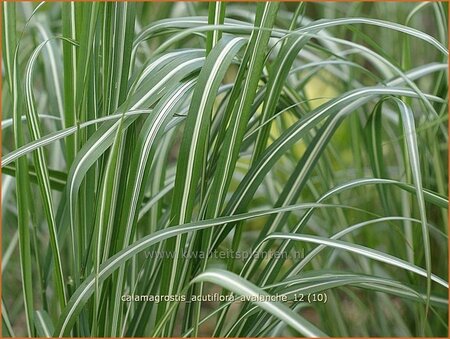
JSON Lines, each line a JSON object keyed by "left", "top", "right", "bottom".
{"left": 1, "top": 1, "right": 448, "bottom": 337}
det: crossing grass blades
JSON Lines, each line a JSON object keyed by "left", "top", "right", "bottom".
{"left": 1, "top": 1, "right": 448, "bottom": 337}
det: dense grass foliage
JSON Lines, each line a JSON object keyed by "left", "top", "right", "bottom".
{"left": 2, "top": 2, "right": 448, "bottom": 337}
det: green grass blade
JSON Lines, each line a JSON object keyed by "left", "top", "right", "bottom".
{"left": 34, "top": 310, "right": 54, "bottom": 338}
{"left": 3, "top": 2, "right": 35, "bottom": 335}
{"left": 192, "top": 268, "right": 328, "bottom": 337}
{"left": 24, "top": 34, "right": 67, "bottom": 310}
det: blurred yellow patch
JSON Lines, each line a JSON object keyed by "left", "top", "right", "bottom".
{"left": 304, "top": 71, "right": 339, "bottom": 109}
{"left": 268, "top": 71, "right": 339, "bottom": 159}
